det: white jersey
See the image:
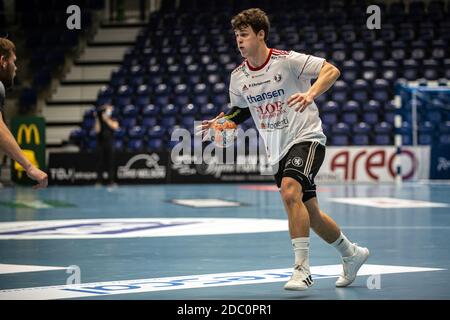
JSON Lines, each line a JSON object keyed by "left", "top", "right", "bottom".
{"left": 229, "top": 48, "right": 327, "bottom": 166}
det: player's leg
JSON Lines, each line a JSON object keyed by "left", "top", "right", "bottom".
{"left": 305, "top": 197, "right": 370, "bottom": 287}
{"left": 279, "top": 177, "right": 314, "bottom": 290}
{"left": 275, "top": 142, "right": 320, "bottom": 291}
{"left": 280, "top": 177, "right": 310, "bottom": 239}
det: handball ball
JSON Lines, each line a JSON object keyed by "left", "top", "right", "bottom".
{"left": 210, "top": 118, "right": 237, "bottom": 148}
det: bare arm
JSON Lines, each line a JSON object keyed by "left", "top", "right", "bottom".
{"left": 308, "top": 61, "right": 341, "bottom": 99}
{"left": 102, "top": 113, "right": 119, "bottom": 131}
{"left": 0, "top": 113, "right": 48, "bottom": 189}
{"left": 288, "top": 61, "right": 341, "bottom": 112}
{"left": 94, "top": 112, "right": 100, "bottom": 133}
{"left": 0, "top": 113, "right": 33, "bottom": 171}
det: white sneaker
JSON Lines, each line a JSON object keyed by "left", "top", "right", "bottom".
{"left": 335, "top": 244, "right": 370, "bottom": 287}
{"left": 284, "top": 264, "right": 314, "bottom": 291}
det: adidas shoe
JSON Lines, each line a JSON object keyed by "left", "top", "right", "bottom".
{"left": 335, "top": 244, "right": 370, "bottom": 287}
{"left": 284, "top": 264, "right": 314, "bottom": 291}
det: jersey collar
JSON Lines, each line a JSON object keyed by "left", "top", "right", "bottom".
{"left": 246, "top": 48, "right": 273, "bottom": 72}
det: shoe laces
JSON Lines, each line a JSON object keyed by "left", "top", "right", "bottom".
{"left": 291, "top": 264, "right": 310, "bottom": 280}
{"left": 341, "top": 244, "right": 359, "bottom": 276}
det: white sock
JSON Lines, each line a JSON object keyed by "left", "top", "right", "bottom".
{"left": 331, "top": 232, "right": 355, "bottom": 257}
{"left": 292, "top": 237, "right": 310, "bottom": 267}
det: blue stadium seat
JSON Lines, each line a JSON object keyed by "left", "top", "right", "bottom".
{"left": 403, "top": 59, "right": 419, "bottom": 81}
{"left": 361, "top": 61, "right": 377, "bottom": 83}
{"left": 352, "top": 79, "right": 369, "bottom": 103}
{"left": 147, "top": 138, "right": 164, "bottom": 151}
{"left": 141, "top": 117, "right": 157, "bottom": 129}
{"left": 128, "top": 126, "right": 145, "bottom": 139}
{"left": 148, "top": 75, "right": 164, "bottom": 87}
{"left": 127, "top": 139, "right": 144, "bottom": 152}
{"left": 331, "top": 135, "right": 350, "bottom": 146}
{"left": 321, "top": 101, "right": 340, "bottom": 125}
{"left": 136, "top": 84, "right": 151, "bottom": 97}
{"left": 351, "top": 42, "right": 366, "bottom": 62}
{"left": 331, "top": 81, "right": 348, "bottom": 103}
{"left": 97, "top": 86, "right": 114, "bottom": 106}
{"left": 161, "top": 116, "right": 177, "bottom": 127}
{"left": 142, "top": 104, "right": 160, "bottom": 117}
{"left": 116, "top": 85, "right": 133, "bottom": 106}
{"left": 353, "top": 121, "right": 371, "bottom": 134}
{"left": 122, "top": 104, "right": 138, "bottom": 117}
{"left": 342, "top": 100, "right": 360, "bottom": 125}
{"left": 398, "top": 23, "right": 415, "bottom": 41}
{"left": 372, "top": 79, "right": 390, "bottom": 102}
{"left": 372, "top": 41, "right": 387, "bottom": 61}
{"left": 148, "top": 126, "right": 165, "bottom": 139}
{"left": 341, "top": 25, "right": 356, "bottom": 43}
{"left": 380, "top": 24, "right": 396, "bottom": 42}
{"left": 161, "top": 104, "right": 178, "bottom": 116}
{"left": 342, "top": 61, "right": 358, "bottom": 82}
{"left": 113, "top": 139, "right": 124, "bottom": 152}
{"left": 418, "top": 121, "right": 434, "bottom": 145}
{"left": 373, "top": 134, "right": 392, "bottom": 145}
{"left": 81, "top": 117, "right": 95, "bottom": 132}
{"left": 167, "top": 75, "right": 184, "bottom": 87}
{"left": 200, "top": 103, "right": 218, "bottom": 117}
{"left": 180, "top": 103, "right": 198, "bottom": 116}
{"left": 332, "top": 122, "right": 351, "bottom": 135}
{"left": 180, "top": 116, "right": 196, "bottom": 129}
{"left": 120, "top": 117, "right": 137, "bottom": 129}
{"left": 352, "top": 134, "right": 370, "bottom": 145}
{"left": 381, "top": 60, "right": 398, "bottom": 85}
{"left": 423, "top": 59, "right": 440, "bottom": 80}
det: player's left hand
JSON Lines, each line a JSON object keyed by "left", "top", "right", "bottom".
{"left": 287, "top": 92, "right": 314, "bottom": 112}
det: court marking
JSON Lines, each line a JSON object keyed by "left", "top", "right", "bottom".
{"left": 0, "top": 218, "right": 288, "bottom": 239}
{"left": 170, "top": 199, "right": 243, "bottom": 207}
{"left": 330, "top": 197, "right": 449, "bottom": 208}
{"left": 0, "top": 264, "right": 444, "bottom": 300}
{"left": 0, "top": 264, "right": 68, "bottom": 275}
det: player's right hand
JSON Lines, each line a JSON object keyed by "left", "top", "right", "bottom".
{"left": 26, "top": 166, "right": 48, "bottom": 189}
{"left": 195, "top": 112, "right": 225, "bottom": 141}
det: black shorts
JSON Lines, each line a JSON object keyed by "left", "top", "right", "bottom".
{"left": 274, "top": 141, "right": 326, "bottom": 203}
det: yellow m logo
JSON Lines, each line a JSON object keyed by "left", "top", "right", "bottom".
{"left": 17, "top": 124, "right": 40, "bottom": 145}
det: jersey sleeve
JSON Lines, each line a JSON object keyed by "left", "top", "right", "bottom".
{"left": 288, "top": 51, "right": 325, "bottom": 80}
{"left": 229, "top": 76, "right": 248, "bottom": 108}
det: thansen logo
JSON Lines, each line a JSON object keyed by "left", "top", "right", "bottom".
{"left": 246, "top": 89, "right": 285, "bottom": 103}
{"left": 17, "top": 124, "right": 40, "bottom": 144}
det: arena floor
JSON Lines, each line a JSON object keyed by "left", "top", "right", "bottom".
{"left": 0, "top": 182, "right": 449, "bottom": 300}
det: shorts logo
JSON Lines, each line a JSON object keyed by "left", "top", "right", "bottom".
{"left": 292, "top": 157, "right": 303, "bottom": 167}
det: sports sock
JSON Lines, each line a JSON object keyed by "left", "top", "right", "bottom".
{"left": 331, "top": 232, "right": 356, "bottom": 257}
{"left": 292, "top": 237, "right": 310, "bottom": 267}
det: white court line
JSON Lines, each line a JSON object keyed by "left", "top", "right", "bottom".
{"left": 0, "top": 264, "right": 444, "bottom": 300}
{"left": 342, "top": 226, "right": 450, "bottom": 230}
{"left": 0, "top": 264, "right": 67, "bottom": 275}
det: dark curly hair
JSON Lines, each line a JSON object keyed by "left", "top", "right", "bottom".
{"left": 231, "top": 8, "right": 270, "bottom": 41}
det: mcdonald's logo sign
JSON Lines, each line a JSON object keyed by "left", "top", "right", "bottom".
{"left": 11, "top": 117, "right": 46, "bottom": 185}
{"left": 17, "top": 124, "right": 41, "bottom": 145}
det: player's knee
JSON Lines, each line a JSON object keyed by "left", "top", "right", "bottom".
{"left": 280, "top": 178, "right": 303, "bottom": 206}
